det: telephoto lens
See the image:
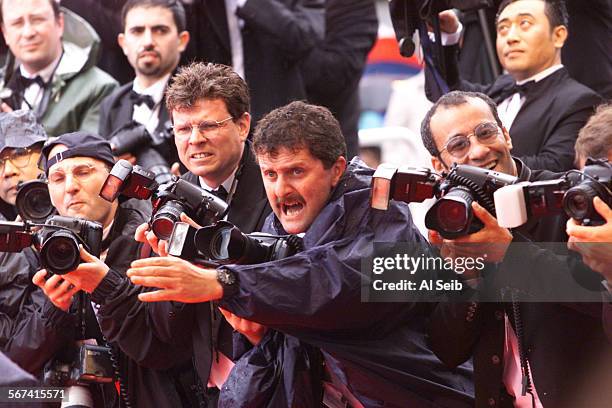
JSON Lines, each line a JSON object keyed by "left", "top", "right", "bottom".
{"left": 40, "top": 230, "right": 82, "bottom": 275}
{"left": 425, "top": 186, "right": 483, "bottom": 238}
{"left": 151, "top": 200, "right": 186, "bottom": 241}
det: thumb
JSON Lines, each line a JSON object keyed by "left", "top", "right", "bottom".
{"left": 593, "top": 197, "right": 612, "bottom": 222}
{"left": 171, "top": 162, "right": 181, "bottom": 177}
{"left": 472, "top": 202, "right": 498, "bottom": 226}
{"left": 79, "top": 245, "right": 97, "bottom": 262}
{"left": 180, "top": 212, "right": 202, "bottom": 229}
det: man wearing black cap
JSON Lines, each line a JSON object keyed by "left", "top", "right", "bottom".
{"left": 19, "top": 131, "right": 201, "bottom": 408}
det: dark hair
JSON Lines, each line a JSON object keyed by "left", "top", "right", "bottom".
{"left": 121, "top": 0, "right": 186, "bottom": 32}
{"left": 575, "top": 103, "right": 612, "bottom": 161}
{"left": 0, "top": 0, "right": 60, "bottom": 24}
{"left": 497, "top": 0, "right": 569, "bottom": 29}
{"left": 420, "top": 91, "right": 503, "bottom": 156}
{"left": 253, "top": 101, "right": 347, "bottom": 169}
{"left": 166, "top": 62, "right": 250, "bottom": 120}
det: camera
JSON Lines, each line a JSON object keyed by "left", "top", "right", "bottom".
{"left": 371, "top": 163, "right": 517, "bottom": 238}
{"left": 495, "top": 159, "right": 612, "bottom": 227}
{"left": 15, "top": 178, "right": 54, "bottom": 222}
{"left": 109, "top": 121, "right": 173, "bottom": 185}
{"left": 0, "top": 215, "right": 102, "bottom": 275}
{"left": 44, "top": 343, "right": 114, "bottom": 387}
{"left": 390, "top": 0, "right": 493, "bottom": 57}
{"left": 168, "top": 221, "right": 303, "bottom": 265}
{"left": 100, "top": 160, "right": 228, "bottom": 240}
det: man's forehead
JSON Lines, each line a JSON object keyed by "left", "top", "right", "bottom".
{"left": 172, "top": 99, "right": 229, "bottom": 122}
{"left": 498, "top": 0, "right": 546, "bottom": 21}
{"left": 125, "top": 6, "right": 175, "bottom": 28}
{"left": 2, "top": 0, "right": 54, "bottom": 20}
{"left": 257, "top": 146, "right": 317, "bottom": 167}
{"left": 431, "top": 99, "right": 494, "bottom": 141}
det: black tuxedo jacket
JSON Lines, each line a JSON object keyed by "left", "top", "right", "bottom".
{"left": 98, "top": 81, "right": 178, "bottom": 166}
{"left": 183, "top": 0, "right": 324, "bottom": 123}
{"left": 427, "top": 47, "right": 602, "bottom": 172}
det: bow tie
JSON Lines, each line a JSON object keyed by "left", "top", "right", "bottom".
{"left": 208, "top": 185, "right": 228, "bottom": 202}
{"left": 499, "top": 80, "right": 536, "bottom": 102}
{"left": 130, "top": 90, "right": 156, "bottom": 109}
{"left": 19, "top": 74, "right": 45, "bottom": 89}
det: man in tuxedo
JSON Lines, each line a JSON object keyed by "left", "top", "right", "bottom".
{"left": 0, "top": 0, "right": 117, "bottom": 136}
{"left": 98, "top": 0, "right": 190, "bottom": 173}
{"left": 425, "top": 0, "right": 602, "bottom": 172}
{"left": 183, "top": 0, "right": 325, "bottom": 124}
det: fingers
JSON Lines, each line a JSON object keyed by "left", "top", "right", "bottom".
{"left": 180, "top": 212, "right": 202, "bottom": 229}
{"left": 593, "top": 197, "right": 612, "bottom": 222}
{"left": 128, "top": 275, "right": 176, "bottom": 288}
{"left": 0, "top": 102, "right": 13, "bottom": 113}
{"left": 158, "top": 240, "right": 169, "bottom": 257}
{"left": 130, "top": 256, "right": 184, "bottom": 269}
{"left": 171, "top": 162, "right": 181, "bottom": 177}
{"left": 135, "top": 223, "right": 150, "bottom": 243}
{"left": 138, "top": 289, "right": 177, "bottom": 303}
{"left": 79, "top": 245, "right": 96, "bottom": 262}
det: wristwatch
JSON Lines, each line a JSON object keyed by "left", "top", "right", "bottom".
{"left": 216, "top": 267, "right": 238, "bottom": 297}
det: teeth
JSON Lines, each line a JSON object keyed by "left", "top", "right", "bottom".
{"left": 192, "top": 153, "right": 210, "bottom": 159}
{"left": 283, "top": 202, "right": 303, "bottom": 216}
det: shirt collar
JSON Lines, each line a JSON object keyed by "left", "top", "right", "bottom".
{"left": 132, "top": 74, "right": 171, "bottom": 105}
{"left": 199, "top": 168, "right": 237, "bottom": 193}
{"left": 517, "top": 64, "right": 563, "bottom": 85}
{"left": 20, "top": 52, "right": 63, "bottom": 83}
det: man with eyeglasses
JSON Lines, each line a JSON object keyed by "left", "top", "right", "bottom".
{"left": 421, "top": 91, "right": 611, "bottom": 408}
{"left": 45, "top": 62, "right": 271, "bottom": 406}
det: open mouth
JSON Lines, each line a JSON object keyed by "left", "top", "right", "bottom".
{"left": 484, "top": 160, "right": 498, "bottom": 171}
{"left": 281, "top": 200, "right": 304, "bottom": 217}
{"left": 190, "top": 152, "right": 212, "bottom": 160}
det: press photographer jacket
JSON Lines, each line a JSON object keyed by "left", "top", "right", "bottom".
{"left": 218, "top": 159, "right": 474, "bottom": 407}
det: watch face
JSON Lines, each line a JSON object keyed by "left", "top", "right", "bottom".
{"left": 218, "top": 269, "right": 236, "bottom": 286}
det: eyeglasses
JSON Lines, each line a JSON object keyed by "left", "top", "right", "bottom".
{"left": 438, "top": 122, "right": 501, "bottom": 159}
{"left": 172, "top": 116, "right": 234, "bottom": 139}
{"left": 47, "top": 164, "right": 101, "bottom": 187}
{"left": 0, "top": 147, "right": 37, "bottom": 173}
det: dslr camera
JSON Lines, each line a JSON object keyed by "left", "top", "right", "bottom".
{"left": 0, "top": 215, "right": 102, "bottom": 275}
{"left": 371, "top": 163, "right": 517, "bottom": 238}
{"left": 15, "top": 178, "right": 54, "bottom": 223}
{"left": 100, "top": 160, "right": 228, "bottom": 240}
{"left": 44, "top": 343, "right": 114, "bottom": 387}
{"left": 167, "top": 221, "right": 303, "bottom": 265}
{"left": 495, "top": 158, "right": 612, "bottom": 228}
{"left": 109, "top": 121, "right": 173, "bottom": 185}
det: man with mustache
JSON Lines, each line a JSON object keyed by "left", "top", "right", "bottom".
{"left": 98, "top": 0, "right": 190, "bottom": 172}
{"left": 0, "top": 0, "right": 117, "bottom": 136}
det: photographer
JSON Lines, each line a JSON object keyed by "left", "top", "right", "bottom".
{"left": 98, "top": 0, "right": 190, "bottom": 174}
{"left": 566, "top": 103, "right": 612, "bottom": 342}
{"left": 0, "top": 111, "right": 72, "bottom": 374}
{"left": 129, "top": 101, "right": 474, "bottom": 407}
{"left": 2, "top": 131, "right": 199, "bottom": 408}
{"left": 58, "top": 62, "right": 271, "bottom": 406}
{"left": 420, "top": 0, "right": 601, "bottom": 172}
{"left": 421, "top": 91, "right": 610, "bottom": 407}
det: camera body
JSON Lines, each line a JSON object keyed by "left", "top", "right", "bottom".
{"left": 15, "top": 178, "right": 54, "bottom": 223}
{"left": 109, "top": 121, "right": 173, "bottom": 185}
{"left": 371, "top": 163, "right": 517, "bottom": 238}
{"left": 495, "top": 159, "right": 612, "bottom": 227}
{"left": 0, "top": 216, "right": 102, "bottom": 275}
{"left": 100, "top": 160, "right": 228, "bottom": 240}
{"left": 44, "top": 343, "right": 115, "bottom": 387}
{"left": 168, "top": 221, "right": 303, "bottom": 265}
